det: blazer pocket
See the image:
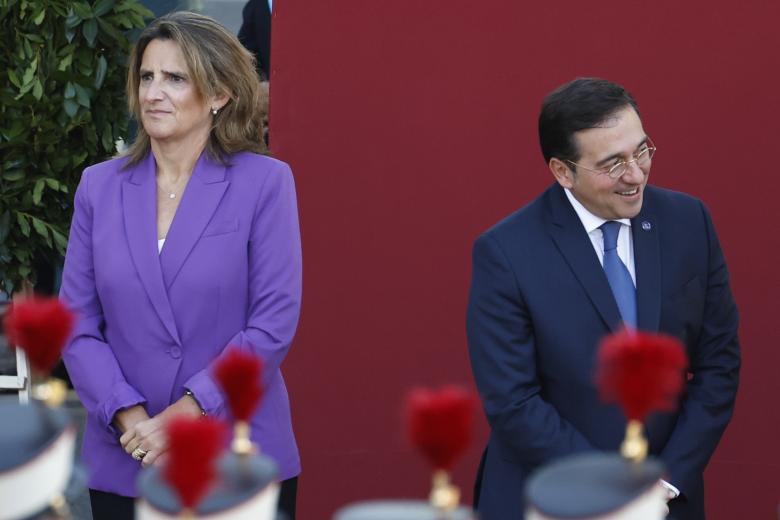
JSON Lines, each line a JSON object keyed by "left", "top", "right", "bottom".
{"left": 202, "top": 219, "right": 239, "bottom": 237}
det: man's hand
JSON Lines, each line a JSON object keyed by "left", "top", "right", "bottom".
{"left": 657, "top": 480, "right": 678, "bottom": 517}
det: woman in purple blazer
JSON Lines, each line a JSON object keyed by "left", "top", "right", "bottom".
{"left": 60, "top": 12, "right": 302, "bottom": 520}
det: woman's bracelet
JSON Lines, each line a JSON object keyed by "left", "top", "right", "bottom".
{"left": 184, "top": 390, "right": 207, "bottom": 416}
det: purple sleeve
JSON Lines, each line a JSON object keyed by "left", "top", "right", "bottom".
{"left": 184, "top": 162, "right": 302, "bottom": 415}
{"left": 60, "top": 167, "right": 146, "bottom": 434}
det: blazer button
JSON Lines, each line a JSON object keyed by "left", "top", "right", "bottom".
{"left": 169, "top": 346, "right": 182, "bottom": 359}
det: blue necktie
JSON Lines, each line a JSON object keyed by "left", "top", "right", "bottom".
{"left": 600, "top": 221, "right": 637, "bottom": 328}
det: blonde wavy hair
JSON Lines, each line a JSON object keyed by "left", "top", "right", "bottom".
{"left": 124, "top": 11, "right": 267, "bottom": 166}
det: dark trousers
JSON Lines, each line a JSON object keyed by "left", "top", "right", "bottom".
{"left": 90, "top": 476, "right": 298, "bottom": 519}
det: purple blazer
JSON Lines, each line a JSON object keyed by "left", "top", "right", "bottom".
{"left": 60, "top": 151, "right": 302, "bottom": 496}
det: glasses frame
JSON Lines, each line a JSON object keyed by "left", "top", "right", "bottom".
{"left": 565, "top": 137, "right": 657, "bottom": 179}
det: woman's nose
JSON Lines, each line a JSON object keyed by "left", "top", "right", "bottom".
{"left": 142, "top": 79, "right": 164, "bottom": 102}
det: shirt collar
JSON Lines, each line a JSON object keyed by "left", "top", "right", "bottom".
{"left": 563, "top": 188, "right": 631, "bottom": 234}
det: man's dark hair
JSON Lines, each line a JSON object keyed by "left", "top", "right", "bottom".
{"left": 538, "top": 78, "right": 640, "bottom": 165}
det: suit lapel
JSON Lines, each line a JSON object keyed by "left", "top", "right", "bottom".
{"left": 546, "top": 185, "right": 623, "bottom": 332}
{"left": 122, "top": 154, "right": 182, "bottom": 345}
{"left": 631, "top": 202, "right": 661, "bottom": 332}
{"left": 159, "top": 153, "right": 229, "bottom": 290}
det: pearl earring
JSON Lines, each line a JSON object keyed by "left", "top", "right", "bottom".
{"left": 211, "top": 107, "right": 218, "bottom": 115}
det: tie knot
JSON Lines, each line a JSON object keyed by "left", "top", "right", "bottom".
{"left": 601, "top": 221, "right": 621, "bottom": 251}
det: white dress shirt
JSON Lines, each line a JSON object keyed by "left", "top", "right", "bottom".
{"left": 564, "top": 188, "right": 635, "bottom": 285}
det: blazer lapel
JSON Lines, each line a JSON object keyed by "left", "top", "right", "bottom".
{"left": 159, "top": 153, "right": 229, "bottom": 289}
{"left": 122, "top": 154, "right": 182, "bottom": 345}
{"left": 546, "top": 185, "right": 623, "bottom": 332}
{"left": 631, "top": 205, "right": 661, "bottom": 332}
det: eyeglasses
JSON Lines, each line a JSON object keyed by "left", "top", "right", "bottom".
{"left": 566, "top": 138, "right": 657, "bottom": 179}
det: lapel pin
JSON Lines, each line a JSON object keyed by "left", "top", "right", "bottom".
{"left": 641, "top": 221, "right": 652, "bottom": 231}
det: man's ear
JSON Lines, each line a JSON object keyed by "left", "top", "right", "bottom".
{"left": 549, "top": 158, "right": 574, "bottom": 189}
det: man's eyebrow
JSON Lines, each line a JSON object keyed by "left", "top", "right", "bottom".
{"left": 594, "top": 137, "right": 649, "bottom": 167}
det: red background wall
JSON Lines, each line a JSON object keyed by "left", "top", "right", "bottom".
{"left": 269, "top": 1, "right": 780, "bottom": 518}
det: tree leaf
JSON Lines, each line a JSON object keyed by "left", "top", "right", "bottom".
{"left": 96, "top": 17, "right": 125, "bottom": 43}
{"left": 3, "top": 171, "right": 25, "bottom": 181}
{"left": 23, "top": 38, "right": 33, "bottom": 59}
{"left": 58, "top": 53, "right": 73, "bottom": 71}
{"left": 63, "top": 98, "right": 78, "bottom": 117}
{"left": 64, "top": 81, "right": 75, "bottom": 99}
{"left": 32, "top": 8, "right": 45, "bottom": 25}
{"left": 32, "top": 78, "right": 43, "bottom": 100}
{"left": 31, "top": 217, "right": 48, "bottom": 239}
{"left": 101, "top": 122, "right": 114, "bottom": 151}
{"left": 83, "top": 18, "right": 98, "bottom": 47}
{"left": 74, "top": 83, "right": 91, "bottom": 108}
{"left": 33, "top": 178, "right": 45, "bottom": 205}
{"left": 15, "top": 81, "right": 34, "bottom": 99}
{"left": 16, "top": 213, "right": 30, "bottom": 237}
{"left": 94, "top": 55, "right": 107, "bottom": 89}
{"left": 8, "top": 69, "right": 21, "bottom": 88}
{"left": 22, "top": 62, "right": 35, "bottom": 85}
{"left": 3, "top": 158, "right": 24, "bottom": 170}
{"left": 72, "top": 2, "right": 92, "bottom": 20}
{"left": 92, "top": 0, "right": 115, "bottom": 17}
{"left": 52, "top": 229, "right": 68, "bottom": 250}
{"left": 65, "top": 9, "right": 82, "bottom": 28}
{"left": 131, "top": 3, "right": 155, "bottom": 19}
{"left": 44, "top": 178, "right": 61, "bottom": 190}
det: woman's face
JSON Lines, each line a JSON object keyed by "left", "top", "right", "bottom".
{"left": 138, "top": 39, "right": 215, "bottom": 147}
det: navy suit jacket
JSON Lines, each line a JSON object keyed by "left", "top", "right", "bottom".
{"left": 467, "top": 183, "right": 740, "bottom": 520}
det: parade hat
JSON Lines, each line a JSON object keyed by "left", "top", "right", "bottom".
{"left": 525, "top": 329, "right": 687, "bottom": 520}
{"left": 136, "top": 416, "right": 280, "bottom": 520}
{"left": 333, "top": 385, "right": 477, "bottom": 520}
{"left": 136, "top": 348, "right": 280, "bottom": 519}
{"left": 525, "top": 453, "right": 667, "bottom": 520}
{"left": 0, "top": 296, "right": 79, "bottom": 520}
{"left": 0, "top": 399, "right": 76, "bottom": 520}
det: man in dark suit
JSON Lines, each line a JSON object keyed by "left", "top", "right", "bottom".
{"left": 466, "top": 78, "right": 740, "bottom": 520}
{"left": 238, "top": 0, "right": 272, "bottom": 80}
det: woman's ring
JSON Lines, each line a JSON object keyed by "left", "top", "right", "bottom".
{"left": 131, "top": 447, "right": 148, "bottom": 460}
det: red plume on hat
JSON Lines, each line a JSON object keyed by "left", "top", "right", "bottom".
{"left": 596, "top": 328, "right": 688, "bottom": 461}
{"left": 213, "top": 348, "right": 264, "bottom": 454}
{"left": 3, "top": 296, "right": 74, "bottom": 375}
{"left": 163, "top": 416, "right": 226, "bottom": 512}
{"left": 407, "top": 386, "right": 476, "bottom": 471}
{"left": 406, "top": 385, "right": 477, "bottom": 512}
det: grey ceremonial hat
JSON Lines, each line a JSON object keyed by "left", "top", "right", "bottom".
{"left": 525, "top": 453, "right": 667, "bottom": 520}
{"left": 0, "top": 398, "right": 77, "bottom": 520}
{"left": 333, "top": 500, "right": 475, "bottom": 520}
{"left": 136, "top": 451, "right": 281, "bottom": 520}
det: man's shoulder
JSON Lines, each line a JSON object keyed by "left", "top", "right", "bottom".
{"left": 644, "top": 184, "right": 702, "bottom": 207}
{"left": 643, "top": 184, "right": 708, "bottom": 222}
{"left": 481, "top": 184, "right": 557, "bottom": 242}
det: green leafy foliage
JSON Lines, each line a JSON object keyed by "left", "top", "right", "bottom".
{"left": 0, "top": 0, "right": 153, "bottom": 295}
